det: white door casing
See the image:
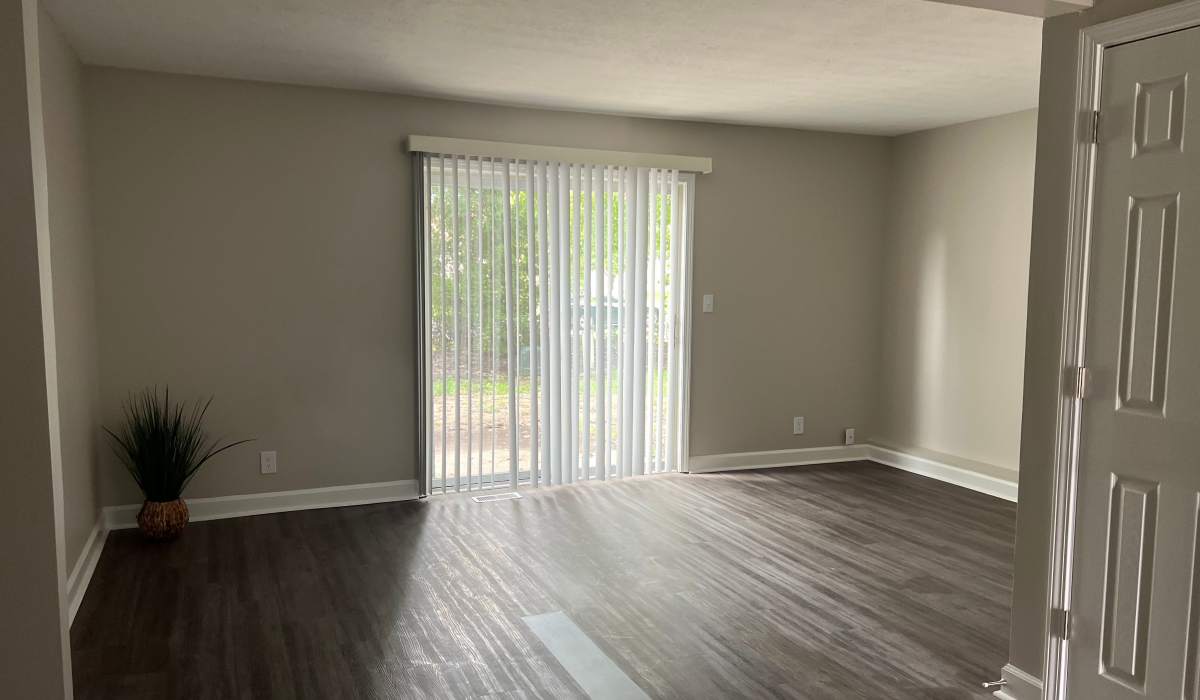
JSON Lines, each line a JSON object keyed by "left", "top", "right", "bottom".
{"left": 1066, "top": 23, "right": 1200, "bottom": 700}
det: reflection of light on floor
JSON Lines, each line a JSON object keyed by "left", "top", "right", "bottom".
{"left": 524, "top": 611, "right": 650, "bottom": 700}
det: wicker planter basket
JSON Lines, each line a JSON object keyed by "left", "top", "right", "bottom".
{"left": 137, "top": 499, "right": 189, "bottom": 540}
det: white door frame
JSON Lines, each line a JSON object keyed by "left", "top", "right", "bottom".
{"left": 1043, "top": 3, "right": 1200, "bottom": 698}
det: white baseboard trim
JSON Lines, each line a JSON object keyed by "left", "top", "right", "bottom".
{"left": 103, "top": 479, "right": 421, "bottom": 530}
{"left": 686, "top": 444, "right": 1018, "bottom": 501}
{"left": 992, "top": 663, "right": 1042, "bottom": 700}
{"left": 69, "top": 480, "right": 419, "bottom": 623}
{"left": 66, "top": 516, "right": 107, "bottom": 625}
{"left": 688, "top": 445, "right": 870, "bottom": 473}
{"left": 867, "top": 445, "right": 1018, "bottom": 502}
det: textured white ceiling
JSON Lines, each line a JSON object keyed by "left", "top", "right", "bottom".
{"left": 44, "top": 0, "right": 1042, "bottom": 135}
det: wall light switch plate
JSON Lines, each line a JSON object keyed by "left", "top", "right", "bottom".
{"left": 260, "top": 450, "right": 278, "bottom": 474}
{"left": 793, "top": 416, "right": 805, "bottom": 435}
{"left": 702, "top": 294, "right": 714, "bottom": 313}
{"left": 844, "top": 428, "right": 856, "bottom": 446}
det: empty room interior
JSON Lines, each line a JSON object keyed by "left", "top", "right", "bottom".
{"left": 6, "top": 0, "right": 1200, "bottom": 698}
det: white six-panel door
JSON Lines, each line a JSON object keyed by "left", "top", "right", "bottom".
{"left": 1068, "top": 24, "right": 1200, "bottom": 700}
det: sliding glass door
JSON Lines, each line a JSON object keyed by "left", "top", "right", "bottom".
{"left": 415, "top": 154, "right": 694, "bottom": 495}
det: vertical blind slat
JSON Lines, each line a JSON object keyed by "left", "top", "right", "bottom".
{"left": 452, "top": 157, "right": 462, "bottom": 492}
{"left": 666, "top": 169, "right": 681, "bottom": 474}
{"left": 598, "top": 165, "right": 610, "bottom": 480}
{"left": 526, "top": 160, "right": 539, "bottom": 488}
{"left": 502, "top": 160, "right": 518, "bottom": 490}
{"left": 438, "top": 157, "right": 448, "bottom": 495}
{"left": 655, "top": 169, "right": 670, "bottom": 473}
{"left": 583, "top": 164, "right": 595, "bottom": 480}
{"left": 538, "top": 161, "right": 552, "bottom": 486}
{"left": 650, "top": 168, "right": 662, "bottom": 473}
{"left": 488, "top": 157, "right": 499, "bottom": 488}
{"left": 464, "top": 157, "right": 474, "bottom": 491}
{"left": 472, "top": 157, "right": 482, "bottom": 489}
{"left": 422, "top": 156, "right": 433, "bottom": 491}
{"left": 567, "top": 163, "right": 578, "bottom": 484}
{"left": 620, "top": 168, "right": 633, "bottom": 479}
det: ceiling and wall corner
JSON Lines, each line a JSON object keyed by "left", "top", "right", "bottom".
{"left": 927, "top": 0, "right": 1092, "bottom": 17}
{"left": 42, "top": 0, "right": 1041, "bottom": 136}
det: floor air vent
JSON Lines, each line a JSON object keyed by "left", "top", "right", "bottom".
{"left": 471, "top": 492, "right": 522, "bottom": 503}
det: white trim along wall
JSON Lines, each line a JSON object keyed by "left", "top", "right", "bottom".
{"left": 65, "top": 518, "right": 105, "bottom": 624}
{"left": 70, "top": 442, "right": 1012, "bottom": 626}
{"left": 994, "top": 663, "right": 1043, "bottom": 700}
{"left": 102, "top": 479, "right": 420, "bottom": 530}
{"left": 67, "top": 479, "right": 420, "bottom": 625}
{"left": 688, "top": 443, "right": 1019, "bottom": 502}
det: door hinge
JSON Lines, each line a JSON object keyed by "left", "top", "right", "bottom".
{"left": 1066, "top": 366, "right": 1091, "bottom": 399}
{"left": 1050, "top": 608, "right": 1072, "bottom": 640}
{"left": 1086, "top": 110, "right": 1100, "bottom": 144}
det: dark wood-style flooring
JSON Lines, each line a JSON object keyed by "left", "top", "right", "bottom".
{"left": 71, "top": 462, "right": 1016, "bottom": 699}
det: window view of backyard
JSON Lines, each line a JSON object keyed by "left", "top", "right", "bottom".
{"left": 424, "top": 158, "right": 689, "bottom": 491}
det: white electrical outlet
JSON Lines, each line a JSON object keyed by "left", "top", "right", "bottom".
{"left": 793, "top": 416, "right": 805, "bottom": 435}
{"left": 260, "top": 450, "right": 278, "bottom": 474}
{"left": 702, "top": 294, "right": 714, "bottom": 313}
{"left": 844, "top": 428, "right": 856, "bottom": 446}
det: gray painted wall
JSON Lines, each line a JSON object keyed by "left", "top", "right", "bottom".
{"left": 40, "top": 2, "right": 102, "bottom": 577}
{"left": 878, "top": 109, "right": 1036, "bottom": 478}
{"left": 1007, "top": 0, "right": 1182, "bottom": 680}
{"left": 0, "top": 0, "right": 72, "bottom": 695}
{"left": 85, "top": 67, "right": 890, "bottom": 505}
